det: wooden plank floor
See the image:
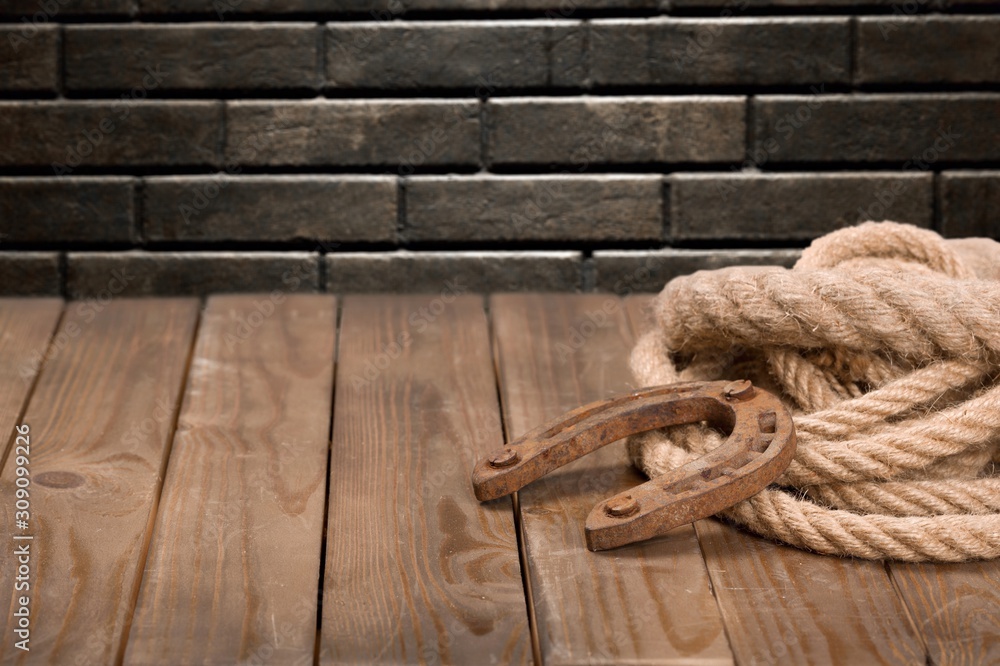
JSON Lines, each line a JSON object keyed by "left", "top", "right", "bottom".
{"left": 0, "top": 294, "right": 996, "bottom": 666}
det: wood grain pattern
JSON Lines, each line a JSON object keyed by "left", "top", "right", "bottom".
{"left": 890, "top": 560, "right": 1000, "bottom": 664}
{"left": 0, "top": 298, "right": 199, "bottom": 665}
{"left": 320, "top": 295, "right": 530, "bottom": 665}
{"left": 124, "top": 294, "right": 336, "bottom": 665}
{"left": 491, "top": 293, "right": 733, "bottom": 665}
{"left": 624, "top": 294, "right": 926, "bottom": 666}
{"left": 0, "top": 298, "right": 62, "bottom": 470}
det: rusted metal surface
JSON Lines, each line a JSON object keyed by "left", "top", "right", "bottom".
{"left": 472, "top": 380, "right": 796, "bottom": 551}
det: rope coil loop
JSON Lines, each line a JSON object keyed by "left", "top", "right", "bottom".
{"left": 629, "top": 222, "right": 1000, "bottom": 562}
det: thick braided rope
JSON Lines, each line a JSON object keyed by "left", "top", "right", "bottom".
{"left": 629, "top": 222, "right": 1000, "bottom": 562}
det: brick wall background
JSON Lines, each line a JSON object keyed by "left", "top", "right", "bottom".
{"left": 1, "top": 0, "right": 997, "bottom": 296}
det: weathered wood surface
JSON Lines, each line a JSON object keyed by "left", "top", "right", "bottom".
{"left": 0, "top": 298, "right": 62, "bottom": 470}
{"left": 624, "top": 294, "right": 926, "bottom": 666}
{"left": 0, "top": 294, "right": 994, "bottom": 666}
{"left": 0, "top": 298, "right": 199, "bottom": 665}
{"left": 890, "top": 561, "right": 1000, "bottom": 665}
{"left": 320, "top": 295, "right": 530, "bottom": 664}
{"left": 491, "top": 293, "right": 733, "bottom": 665}
{"left": 124, "top": 294, "right": 336, "bottom": 665}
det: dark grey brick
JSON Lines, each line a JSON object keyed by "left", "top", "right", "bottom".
{"left": 0, "top": 177, "right": 135, "bottom": 242}
{"left": 0, "top": 0, "right": 133, "bottom": 18}
{"left": 326, "top": 251, "right": 582, "bottom": 292}
{"left": 0, "top": 24, "right": 58, "bottom": 91}
{"left": 487, "top": 97, "right": 745, "bottom": 165}
{"left": 940, "top": 170, "right": 1000, "bottom": 239}
{"left": 404, "top": 175, "right": 662, "bottom": 242}
{"left": 225, "top": 100, "right": 479, "bottom": 167}
{"left": 141, "top": 0, "right": 652, "bottom": 13}
{"left": 753, "top": 94, "right": 1000, "bottom": 164}
{"left": 668, "top": 0, "right": 943, "bottom": 7}
{"left": 65, "top": 24, "right": 319, "bottom": 92}
{"left": 400, "top": 0, "right": 658, "bottom": 8}
{"left": 593, "top": 249, "right": 801, "bottom": 293}
{"left": 0, "top": 101, "right": 222, "bottom": 168}
{"left": 549, "top": 22, "right": 586, "bottom": 87}
{"left": 670, "top": 173, "right": 932, "bottom": 241}
{"left": 857, "top": 17, "right": 1000, "bottom": 85}
{"left": 326, "top": 21, "right": 579, "bottom": 90}
{"left": 587, "top": 18, "right": 849, "bottom": 87}
{"left": 146, "top": 0, "right": 649, "bottom": 17}
{"left": 0, "top": 252, "right": 60, "bottom": 295}
{"left": 143, "top": 175, "right": 397, "bottom": 243}
{"left": 140, "top": 0, "right": 393, "bottom": 14}
{"left": 66, "top": 251, "right": 320, "bottom": 297}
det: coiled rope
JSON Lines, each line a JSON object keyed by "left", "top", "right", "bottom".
{"left": 629, "top": 222, "right": 1000, "bottom": 561}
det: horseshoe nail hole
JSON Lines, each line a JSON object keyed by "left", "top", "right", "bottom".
{"left": 758, "top": 410, "right": 777, "bottom": 434}
{"left": 665, "top": 478, "right": 699, "bottom": 494}
{"left": 750, "top": 432, "right": 774, "bottom": 453}
{"left": 35, "top": 471, "right": 85, "bottom": 489}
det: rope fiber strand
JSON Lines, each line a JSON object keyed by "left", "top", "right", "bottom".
{"left": 629, "top": 222, "right": 1000, "bottom": 562}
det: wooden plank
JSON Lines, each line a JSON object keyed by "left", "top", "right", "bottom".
{"left": 0, "top": 298, "right": 199, "bottom": 664}
{"left": 320, "top": 295, "right": 530, "bottom": 665}
{"left": 889, "top": 555, "right": 1000, "bottom": 663}
{"left": 491, "top": 293, "right": 733, "bottom": 665}
{"left": 624, "top": 294, "right": 927, "bottom": 666}
{"left": 0, "top": 298, "right": 62, "bottom": 470}
{"left": 124, "top": 294, "right": 336, "bottom": 665}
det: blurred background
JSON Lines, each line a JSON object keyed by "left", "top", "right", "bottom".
{"left": 0, "top": 0, "right": 997, "bottom": 297}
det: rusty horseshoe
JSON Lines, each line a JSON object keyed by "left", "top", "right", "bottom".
{"left": 471, "top": 380, "right": 796, "bottom": 551}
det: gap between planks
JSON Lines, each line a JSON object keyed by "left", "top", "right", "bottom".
{"left": 319, "top": 294, "right": 531, "bottom": 664}
{"left": 0, "top": 295, "right": 996, "bottom": 665}
{"left": 489, "top": 293, "right": 733, "bottom": 666}
{"left": 123, "top": 294, "right": 334, "bottom": 665}
{"left": 624, "top": 294, "right": 976, "bottom": 666}
{"left": 0, "top": 298, "right": 201, "bottom": 665}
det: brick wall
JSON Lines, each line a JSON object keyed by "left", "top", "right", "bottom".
{"left": 0, "top": 1, "right": 997, "bottom": 296}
